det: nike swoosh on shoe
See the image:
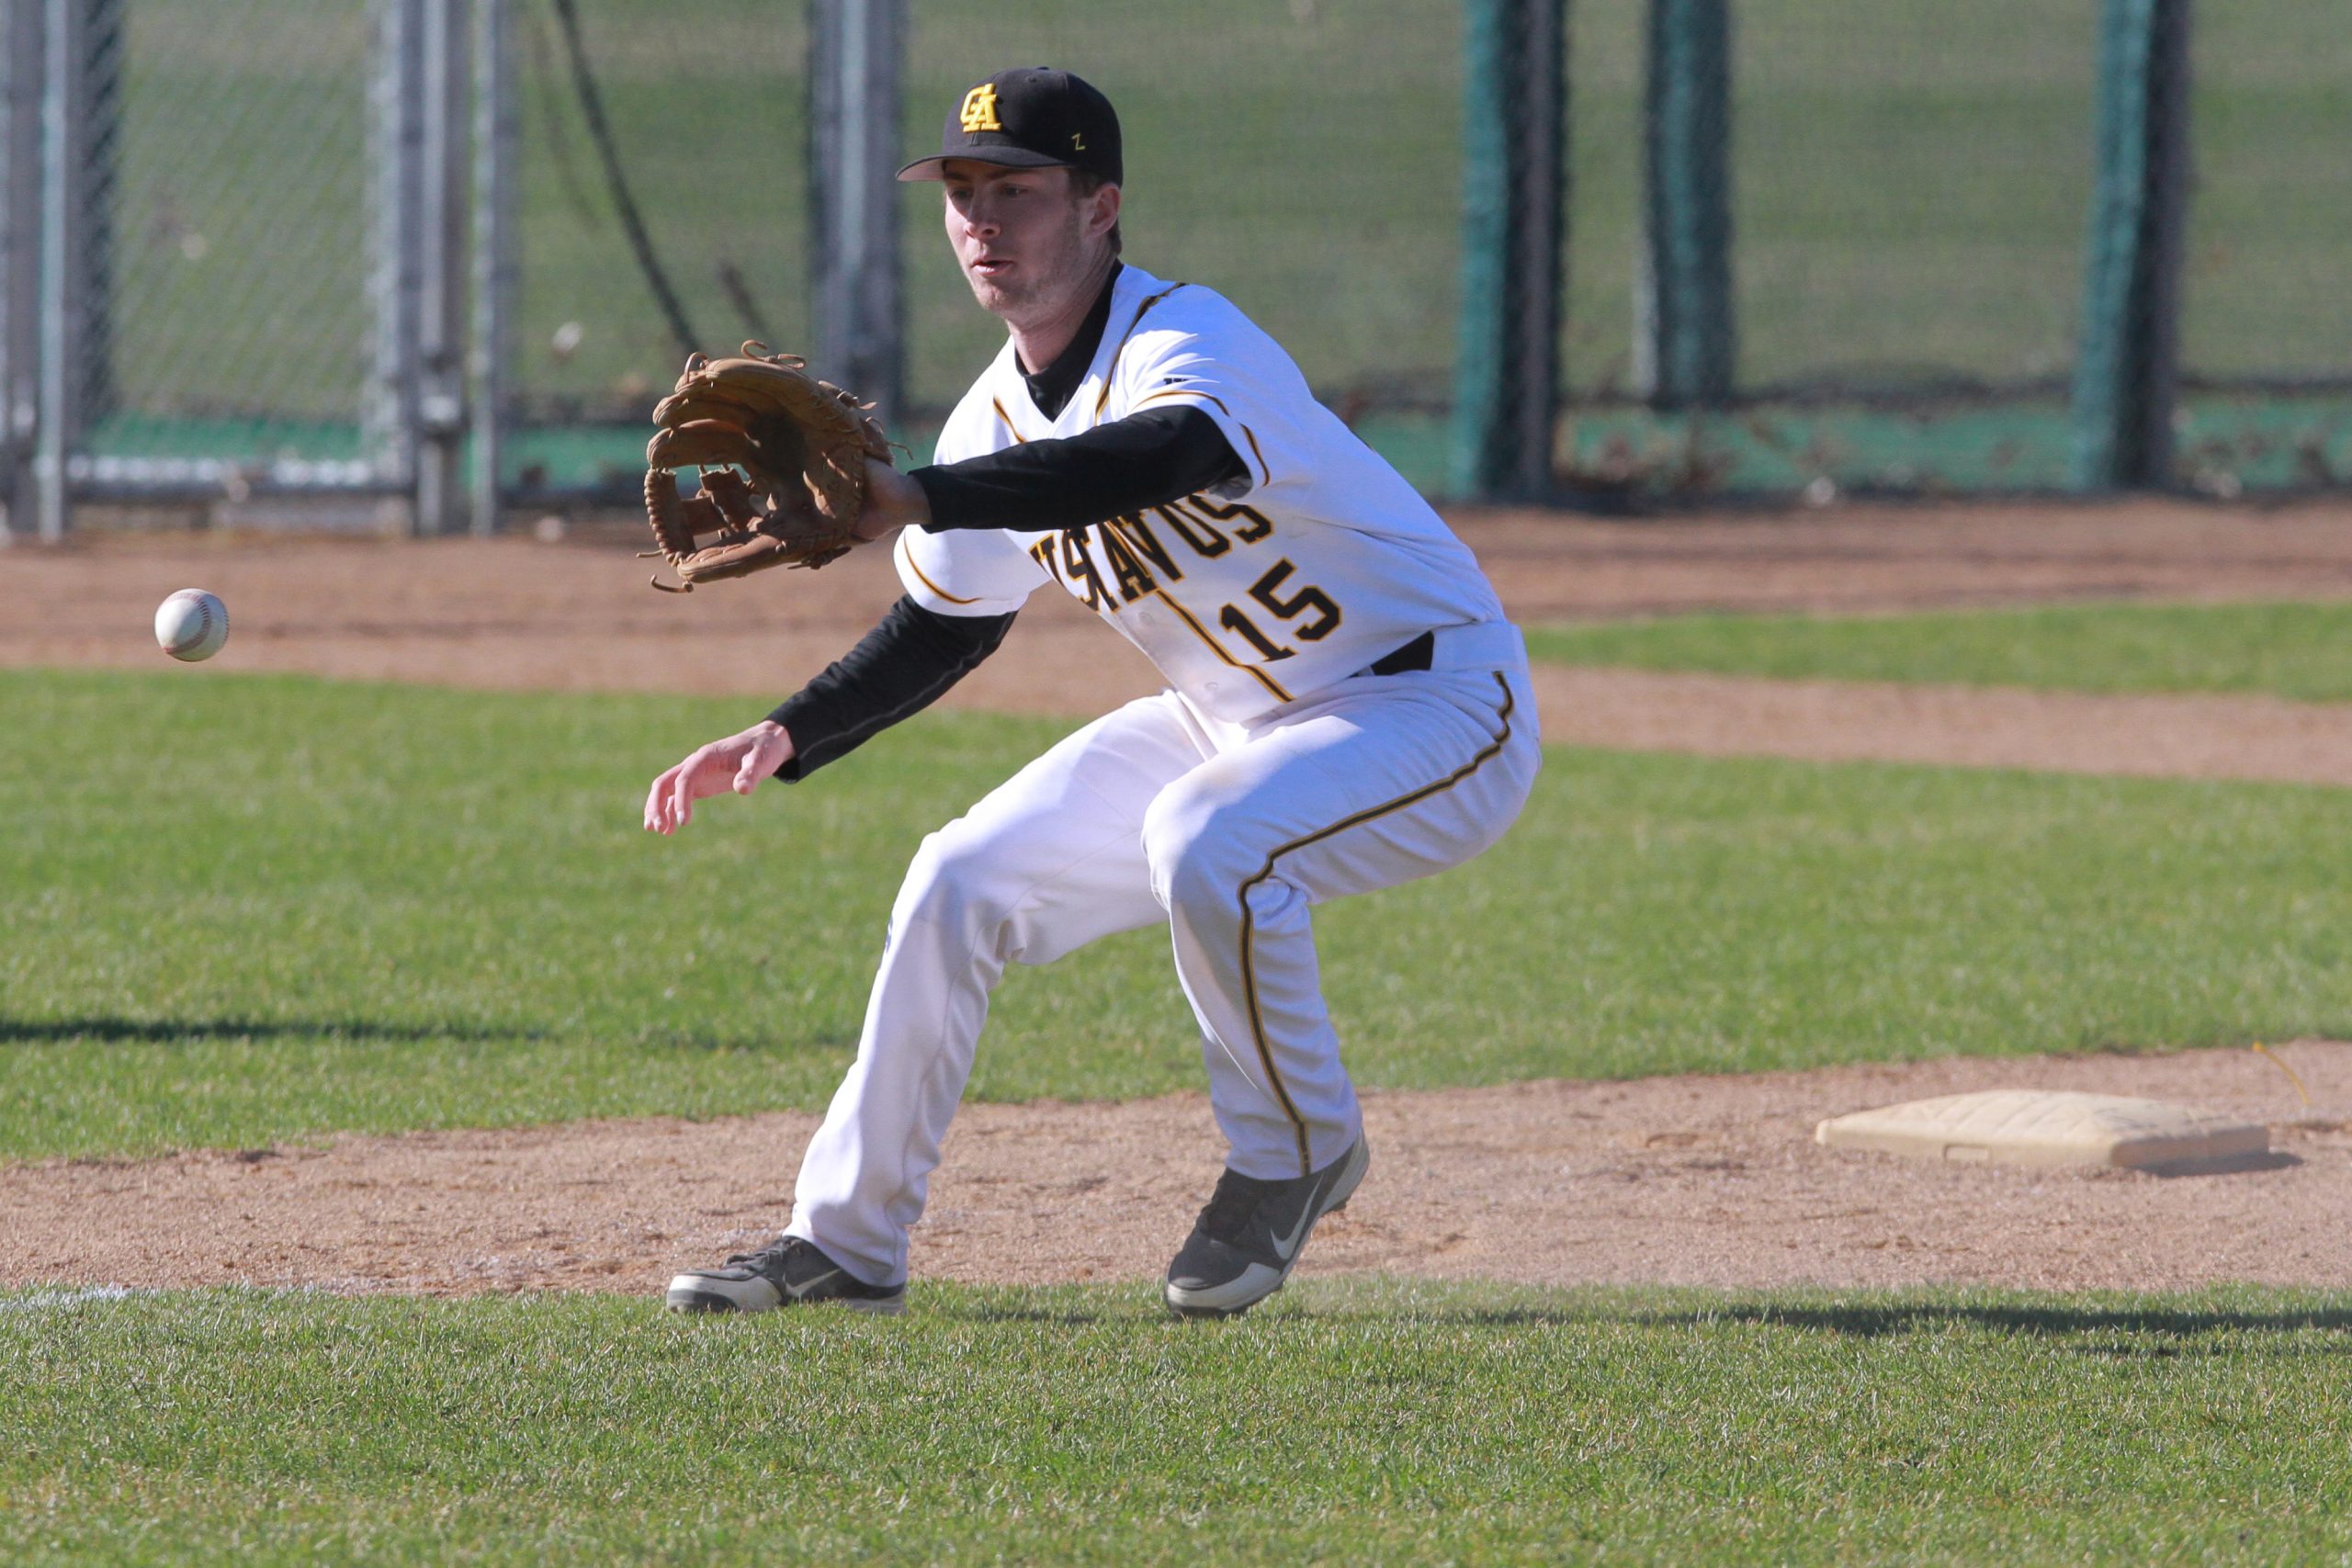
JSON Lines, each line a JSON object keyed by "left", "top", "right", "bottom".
{"left": 1267, "top": 1172, "right": 1331, "bottom": 1261}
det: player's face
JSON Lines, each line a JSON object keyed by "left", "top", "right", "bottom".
{"left": 940, "top": 161, "right": 1113, "bottom": 319}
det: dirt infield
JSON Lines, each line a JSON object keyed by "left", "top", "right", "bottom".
{"left": 15, "top": 499, "right": 2352, "bottom": 702}
{"left": 12, "top": 495, "right": 2352, "bottom": 1298}
{"left": 7, "top": 1043, "right": 2346, "bottom": 1297}
{"left": 11, "top": 497, "right": 2352, "bottom": 785}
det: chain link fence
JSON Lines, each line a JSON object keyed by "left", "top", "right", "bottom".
{"left": 1560, "top": 0, "right": 2352, "bottom": 498}
{"left": 499, "top": 0, "right": 1469, "bottom": 499}
{"left": 63, "top": 0, "right": 380, "bottom": 489}
{"left": 5, "top": 0, "right": 2349, "bottom": 536}
{"left": 502, "top": 0, "right": 808, "bottom": 493}
{"left": 1734, "top": 2, "right": 2095, "bottom": 399}
{"left": 1560, "top": 0, "right": 2101, "bottom": 495}
{"left": 2173, "top": 0, "right": 2352, "bottom": 493}
{"left": 899, "top": 0, "right": 1462, "bottom": 485}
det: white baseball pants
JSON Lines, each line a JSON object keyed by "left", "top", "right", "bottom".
{"left": 786, "top": 622, "right": 1542, "bottom": 1286}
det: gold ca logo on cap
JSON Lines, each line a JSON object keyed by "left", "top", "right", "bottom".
{"left": 958, "top": 85, "right": 1001, "bottom": 133}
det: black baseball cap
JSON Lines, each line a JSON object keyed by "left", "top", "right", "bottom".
{"left": 896, "top": 67, "right": 1122, "bottom": 186}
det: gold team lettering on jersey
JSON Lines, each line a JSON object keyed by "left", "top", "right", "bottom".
{"left": 1027, "top": 495, "right": 1261, "bottom": 610}
{"left": 959, "top": 85, "right": 1001, "bottom": 133}
{"left": 1027, "top": 496, "right": 1344, "bottom": 668}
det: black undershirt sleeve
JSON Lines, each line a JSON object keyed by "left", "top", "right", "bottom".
{"left": 765, "top": 595, "right": 1016, "bottom": 781}
{"left": 909, "top": 404, "right": 1249, "bottom": 536}
{"left": 770, "top": 374, "right": 1238, "bottom": 780}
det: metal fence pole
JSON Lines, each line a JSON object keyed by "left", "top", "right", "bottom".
{"left": 469, "top": 0, "right": 512, "bottom": 535}
{"left": 34, "top": 0, "right": 85, "bottom": 541}
{"left": 369, "top": 0, "right": 423, "bottom": 495}
{"left": 414, "top": 0, "right": 469, "bottom": 535}
{"left": 1, "top": 0, "right": 43, "bottom": 538}
{"left": 808, "top": 0, "right": 904, "bottom": 426}
{"left": 2070, "top": 0, "right": 2191, "bottom": 491}
{"left": 1636, "top": 0, "right": 1735, "bottom": 410}
{"left": 1450, "top": 0, "right": 1566, "bottom": 502}
{"left": 81, "top": 0, "right": 117, "bottom": 426}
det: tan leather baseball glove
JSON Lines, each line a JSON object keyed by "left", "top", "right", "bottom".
{"left": 640, "top": 344, "right": 895, "bottom": 592}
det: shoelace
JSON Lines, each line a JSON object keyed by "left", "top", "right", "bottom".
{"left": 1194, "top": 1169, "right": 1278, "bottom": 1244}
{"left": 724, "top": 1237, "right": 804, "bottom": 1276}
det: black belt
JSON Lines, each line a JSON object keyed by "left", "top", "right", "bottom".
{"left": 1360, "top": 630, "right": 1435, "bottom": 679}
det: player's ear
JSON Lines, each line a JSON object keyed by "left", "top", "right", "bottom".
{"left": 1086, "top": 180, "right": 1121, "bottom": 242}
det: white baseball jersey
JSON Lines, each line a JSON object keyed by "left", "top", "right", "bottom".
{"left": 780, "top": 260, "right": 1541, "bottom": 1289}
{"left": 896, "top": 265, "right": 1508, "bottom": 722}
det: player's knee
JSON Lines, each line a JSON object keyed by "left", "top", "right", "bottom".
{"left": 895, "top": 821, "right": 1012, "bottom": 931}
{"left": 1141, "top": 787, "right": 1257, "bottom": 912}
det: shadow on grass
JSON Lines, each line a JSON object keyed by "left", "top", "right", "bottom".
{"left": 954, "top": 1304, "right": 1134, "bottom": 1325}
{"left": 937, "top": 1295, "right": 2352, "bottom": 1338}
{"left": 3, "top": 1014, "right": 854, "bottom": 1060}
{"left": 1643, "top": 1302, "right": 2352, "bottom": 1339}
{"left": 639, "top": 1025, "right": 859, "bottom": 1055}
{"left": 0, "top": 1016, "right": 545, "bottom": 1046}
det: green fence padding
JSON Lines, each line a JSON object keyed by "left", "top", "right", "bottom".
{"left": 1640, "top": 0, "right": 1734, "bottom": 408}
{"left": 2069, "top": 0, "right": 2192, "bottom": 490}
{"left": 1451, "top": 0, "right": 1566, "bottom": 501}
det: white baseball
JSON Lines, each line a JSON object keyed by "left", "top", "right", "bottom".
{"left": 154, "top": 589, "right": 230, "bottom": 662}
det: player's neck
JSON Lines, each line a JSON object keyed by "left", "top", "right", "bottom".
{"left": 1005, "top": 250, "right": 1122, "bottom": 375}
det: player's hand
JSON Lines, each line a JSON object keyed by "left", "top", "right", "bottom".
{"left": 643, "top": 720, "right": 795, "bottom": 835}
{"left": 854, "top": 458, "right": 930, "bottom": 540}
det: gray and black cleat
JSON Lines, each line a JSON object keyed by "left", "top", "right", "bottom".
{"left": 1163, "top": 1137, "right": 1369, "bottom": 1319}
{"left": 666, "top": 1235, "right": 906, "bottom": 1315}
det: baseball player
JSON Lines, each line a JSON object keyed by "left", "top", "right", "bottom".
{"left": 650, "top": 67, "right": 1540, "bottom": 1318}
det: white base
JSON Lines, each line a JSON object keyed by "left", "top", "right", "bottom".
{"left": 1816, "top": 1089, "right": 2268, "bottom": 1171}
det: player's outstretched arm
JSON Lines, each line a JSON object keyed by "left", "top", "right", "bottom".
{"left": 643, "top": 720, "right": 796, "bottom": 836}
{"left": 897, "top": 406, "right": 1247, "bottom": 536}
{"left": 768, "top": 596, "right": 1019, "bottom": 779}
{"left": 857, "top": 462, "right": 933, "bottom": 534}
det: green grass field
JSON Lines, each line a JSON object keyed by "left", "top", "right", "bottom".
{"left": 1525, "top": 600, "right": 2352, "bottom": 701}
{"left": 10, "top": 664, "right": 2352, "bottom": 1562}
{"left": 4, "top": 1282, "right": 2348, "bottom": 1564}
{"left": 10, "top": 667, "right": 2352, "bottom": 1162}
